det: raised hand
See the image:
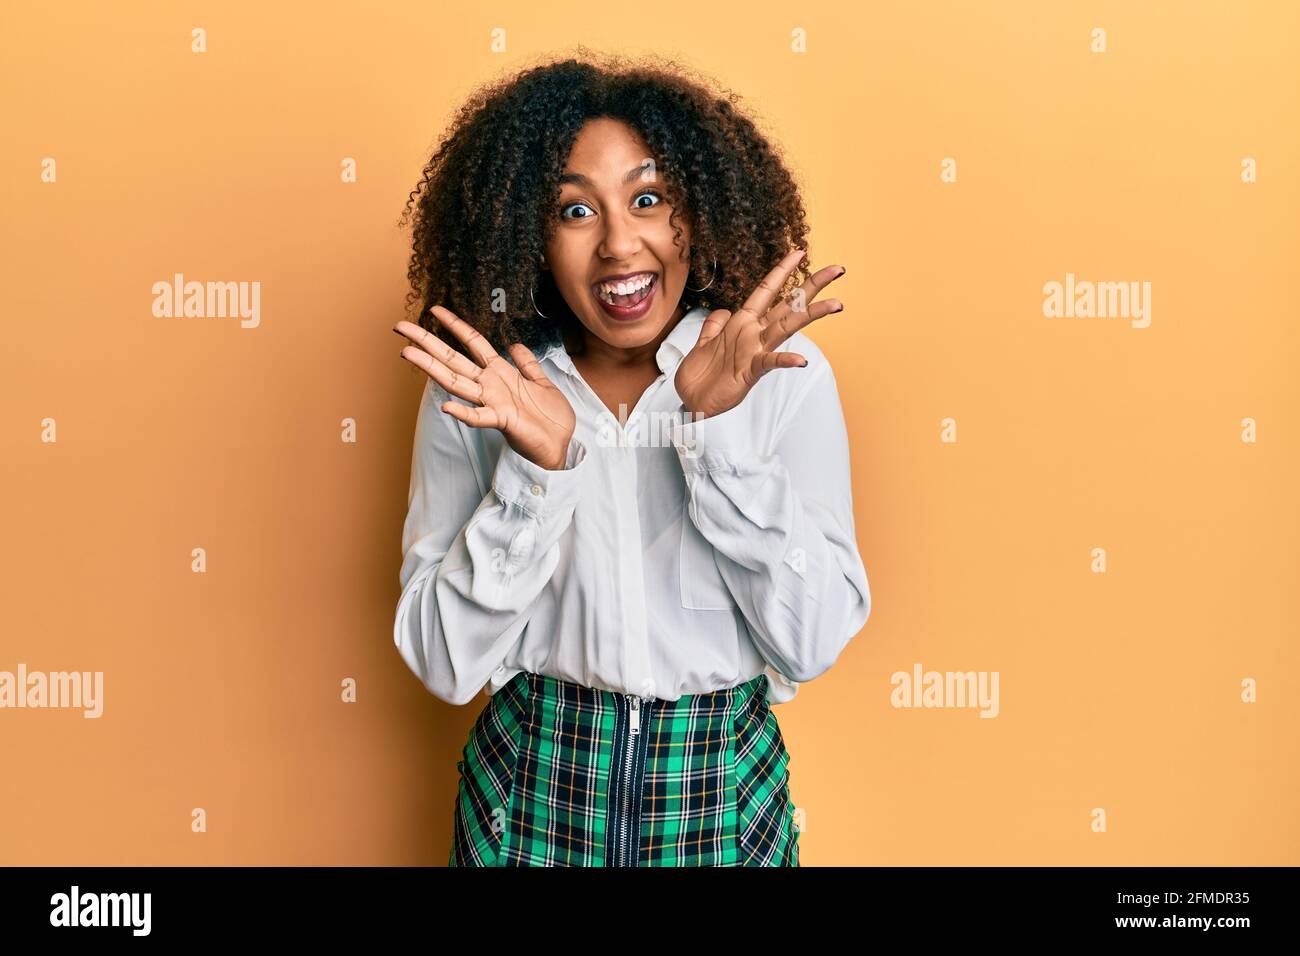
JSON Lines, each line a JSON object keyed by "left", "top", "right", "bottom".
{"left": 673, "top": 248, "right": 847, "bottom": 420}
{"left": 395, "top": 306, "right": 576, "bottom": 471}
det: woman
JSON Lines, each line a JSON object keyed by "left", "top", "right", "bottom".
{"left": 392, "top": 51, "right": 871, "bottom": 866}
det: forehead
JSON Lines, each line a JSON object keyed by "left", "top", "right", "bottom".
{"left": 563, "top": 117, "right": 653, "bottom": 176}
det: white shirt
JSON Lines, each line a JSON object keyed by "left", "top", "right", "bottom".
{"left": 394, "top": 304, "right": 871, "bottom": 707}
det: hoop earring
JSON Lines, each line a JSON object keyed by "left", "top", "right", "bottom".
{"left": 686, "top": 258, "right": 717, "bottom": 292}
{"left": 530, "top": 277, "right": 550, "bottom": 319}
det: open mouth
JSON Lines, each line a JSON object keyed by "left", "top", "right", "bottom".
{"left": 591, "top": 272, "right": 658, "bottom": 319}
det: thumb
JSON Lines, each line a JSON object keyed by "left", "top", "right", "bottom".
{"left": 508, "top": 343, "right": 551, "bottom": 385}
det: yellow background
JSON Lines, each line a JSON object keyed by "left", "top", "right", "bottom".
{"left": 2, "top": 0, "right": 1297, "bottom": 865}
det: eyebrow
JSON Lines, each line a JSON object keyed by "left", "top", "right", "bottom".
{"left": 559, "top": 163, "right": 656, "bottom": 188}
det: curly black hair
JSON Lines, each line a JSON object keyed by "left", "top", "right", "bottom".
{"left": 398, "top": 48, "right": 814, "bottom": 360}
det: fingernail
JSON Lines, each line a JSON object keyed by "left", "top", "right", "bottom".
{"left": 392, "top": 328, "right": 403, "bottom": 336}
{"left": 799, "top": 359, "right": 809, "bottom": 367}
{"left": 833, "top": 302, "right": 844, "bottom": 313}
{"left": 836, "top": 267, "right": 846, "bottom": 278}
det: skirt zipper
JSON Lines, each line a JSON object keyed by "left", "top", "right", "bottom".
{"left": 614, "top": 693, "right": 646, "bottom": 866}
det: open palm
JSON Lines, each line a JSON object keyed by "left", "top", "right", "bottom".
{"left": 675, "top": 248, "right": 847, "bottom": 420}
{"left": 395, "top": 306, "right": 576, "bottom": 471}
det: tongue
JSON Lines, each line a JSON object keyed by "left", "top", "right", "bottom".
{"left": 609, "top": 281, "right": 650, "bottom": 307}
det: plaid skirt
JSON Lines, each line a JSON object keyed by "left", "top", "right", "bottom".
{"left": 449, "top": 670, "right": 800, "bottom": 867}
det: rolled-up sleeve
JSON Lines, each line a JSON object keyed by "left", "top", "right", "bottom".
{"left": 394, "top": 379, "right": 589, "bottom": 705}
{"left": 667, "top": 361, "right": 871, "bottom": 684}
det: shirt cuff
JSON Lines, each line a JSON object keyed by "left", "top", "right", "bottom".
{"left": 491, "top": 435, "right": 589, "bottom": 519}
{"left": 764, "top": 666, "right": 800, "bottom": 705}
{"left": 667, "top": 402, "right": 754, "bottom": 474}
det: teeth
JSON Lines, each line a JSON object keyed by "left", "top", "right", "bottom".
{"left": 597, "top": 273, "right": 653, "bottom": 298}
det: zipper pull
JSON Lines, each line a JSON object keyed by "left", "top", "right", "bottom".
{"left": 629, "top": 696, "right": 641, "bottom": 736}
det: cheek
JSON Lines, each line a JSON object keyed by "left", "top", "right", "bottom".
{"left": 655, "top": 231, "right": 687, "bottom": 272}
{"left": 666, "top": 248, "right": 691, "bottom": 285}
{"left": 545, "top": 243, "right": 586, "bottom": 288}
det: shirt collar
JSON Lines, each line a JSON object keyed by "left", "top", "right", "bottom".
{"left": 540, "top": 305, "right": 709, "bottom": 379}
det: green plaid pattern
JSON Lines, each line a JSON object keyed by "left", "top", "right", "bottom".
{"left": 449, "top": 671, "right": 799, "bottom": 867}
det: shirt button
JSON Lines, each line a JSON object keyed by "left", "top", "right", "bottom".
{"left": 529, "top": 482, "right": 543, "bottom": 496}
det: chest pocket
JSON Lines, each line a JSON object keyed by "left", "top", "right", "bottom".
{"left": 679, "top": 501, "right": 736, "bottom": 611}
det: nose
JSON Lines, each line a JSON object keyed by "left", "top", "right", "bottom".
{"left": 597, "top": 207, "right": 644, "bottom": 263}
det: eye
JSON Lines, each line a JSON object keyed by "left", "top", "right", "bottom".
{"left": 633, "top": 190, "right": 663, "bottom": 209}
{"left": 560, "top": 201, "right": 595, "bottom": 221}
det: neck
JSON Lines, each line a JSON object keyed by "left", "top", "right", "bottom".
{"left": 563, "top": 301, "right": 687, "bottom": 374}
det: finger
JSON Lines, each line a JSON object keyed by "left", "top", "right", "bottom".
{"left": 507, "top": 342, "right": 551, "bottom": 386}
{"left": 734, "top": 247, "right": 807, "bottom": 321}
{"left": 695, "top": 307, "right": 734, "bottom": 346}
{"left": 732, "top": 318, "right": 765, "bottom": 380}
{"left": 504, "top": 343, "right": 566, "bottom": 429}
{"left": 440, "top": 398, "right": 505, "bottom": 430}
{"left": 393, "top": 319, "right": 483, "bottom": 381}
{"left": 400, "top": 345, "right": 485, "bottom": 406}
{"left": 760, "top": 297, "right": 845, "bottom": 350}
{"left": 430, "top": 306, "right": 499, "bottom": 368}
{"left": 760, "top": 263, "right": 844, "bottom": 331}
{"left": 753, "top": 350, "right": 809, "bottom": 378}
